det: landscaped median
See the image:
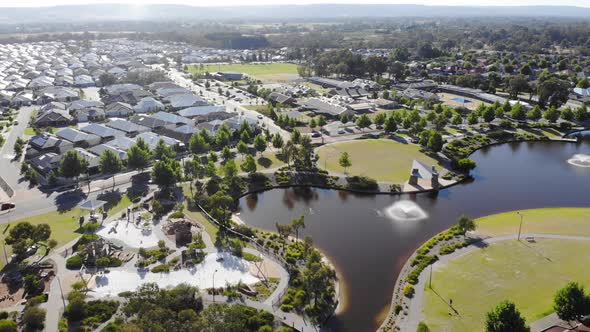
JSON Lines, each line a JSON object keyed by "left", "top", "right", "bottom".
{"left": 380, "top": 207, "right": 590, "bottom": 332}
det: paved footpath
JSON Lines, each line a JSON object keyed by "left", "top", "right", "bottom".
{"left": 397, "top": 233, "right": 590, "bottom": 332}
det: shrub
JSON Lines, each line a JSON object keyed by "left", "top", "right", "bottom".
{"left": 346, "top": 175, "right": 378, "bottom": 191}
{"left": 169, "top": 211, "right": 185, "bottom": 219}
{"left": 280, "top": 304, "right": 293, "bottom": 312}
{"left": 66, "top": 255, "right": 84, "bottom": 269}
{"left": 394, "top": 304, "right": 403, "bottom": 315}
{"left": 243, "top": 252, "right": 262, "bottom": 262}
{"left": 403, "top": 284, "right": 415, "bottom": 298}
{"left": 151, "top": 264, "right": 170, "bottom": 273}
{"left": 417, "top": 321, "right": 430, "bottom": 332}
{"left": 0, "top": 319, "right": 17, "bottom": 332}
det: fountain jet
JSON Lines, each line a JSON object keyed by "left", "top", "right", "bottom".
{"left": 384, "top": 200, "right": 428, "bottom": 222}
{"left": 567, "top": 154, "right": 590, "bottom": 168}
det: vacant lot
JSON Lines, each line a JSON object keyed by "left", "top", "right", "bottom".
{"left": 316, "top": 139, "right": 445, "bottom": 183}
{"left": 422, "top": 207, "right": 590, "bottom": 332}
{"left": 188, "top": 63, "right": 299, "bottom": 82}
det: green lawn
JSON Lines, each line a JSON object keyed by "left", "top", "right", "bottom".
{"left": 423, "top": 239, "right": 590, "bottom": 332}
{"left": 422, "top": 207, "right": 590, "bottom": 332}
{"left": 24, "top": 127, "right": 36, "bottom": 136}
{"left": 476, "top": 207, "right": 590, "bottom": 237}
{"left": 0, "top": 194, "right": 132, "bottom": 267}
{"left": 316, "top": 139, "right": 445, "bottom": 183}
{"left": 218, "top": 151, "right": 286, "bottom": 174}
{"left": 187, "top": 63, "right": 299, "bottom": 82}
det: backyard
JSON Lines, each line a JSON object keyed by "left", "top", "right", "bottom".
{"left": 421, "top": 207, "right": 590, "bottom": 332}
{"left": 188, "top": 63, "right": 299, "bottom": 82}
{"left": 316, "top": 139, "right": 446, "bottom": 183}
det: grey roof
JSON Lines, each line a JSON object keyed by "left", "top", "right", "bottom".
{"left": 36, "top": 109, "right": 73, "bottom": 123}
{"left": 165, "top": 93, "right": 207, "bottom": 108}
{"left": 69, "top": 99, "right": 103, "bottom": 110}
{"left": 29, "top": 134, "right": 71, "bottom": 150}
{"left": 135, "top": 132, "right": 180, "bottom": 150}
{"left": 105, "top": 136, "right": 136, "bottom": 151}
{"left": 55, "top": 127, "right": 99, "bottom": 143}
{"left": 172, "top": 124, "right": 199, "bottom": 135}
{"left": 88, "top": 144, "right": 128, "bottom": 160}
{"left": 299, "top": 98, "right": 348, "bottom": 116}
{"left": 105, "top": 119, "right": 149, "bottom": 134}
{"left": 178, "top": 105, "right": 225, "bottom": 118}
{"left": 151, "top": 111, "right": 193, "bottom": 126}
{"left": 80, "top": 123, "right": 126, "bottom": 138}
{"left": 130, "top": 115, "right": 168, "bottom": 129}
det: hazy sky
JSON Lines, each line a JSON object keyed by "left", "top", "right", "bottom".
{"left": 1, "top": 0, "right": 590, "bottom": 7}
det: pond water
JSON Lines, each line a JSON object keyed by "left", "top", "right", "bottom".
{"left": 238, "top": 140, "right": 590, "bottom": 332}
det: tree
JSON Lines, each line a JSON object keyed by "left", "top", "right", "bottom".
{"left": 223, "top": 160, "right": 238, "bottom": 178}
{"left": 237, "top": 141, "right": 249, "bottom": 159}
{"left": 457, "top": 158, "right": 477, "bottom": 173}
{"left": 221, "top": 146, "right": 232, "bottom": 162}
{"left": 152, "top": 139, "right": 176, "bottom": 160}
{"left": 526, "top": 105, "right": 542, "bottom": 121}
{"left": 272, "top": 134, "right": 284, "bottom": 150}
{"left": 291, "top": 129, "right": 302, "bottom": 144}
{"left": 275, "top": 222, "right": 292, "bottom": 251}
{"left": 0, "top": 319, "right": 17, "bottom": 332}
{"left": 242, "top": 155, "right": 257, "bottom": 174}
{"left": 99, "top": 72, "right": 117, "bottom": 86}
{"left": 254, "top": 134, "right": 267, "bottom": 156}
{"left": 356, "top": 114, "right": 372, "bottom": 131}
{"left": 554, "top": 282, "right": 590, "bottom": 322}
{"left": 290, "top": 216, "right": 306, "bottom": 240}
{"left": 5, "top": 222, "right": 51, "bottom": 258}
{"left": 510, "top": 103, "right": 526, "bottom": 121}
{"left": 374, "top": 113, "right": 387, "bottom": 127}
{"left": 543, "top": 106, "right": 559, "bottom": 123}
{"left": 485, "top": 301, "right": 529, "bottom": 332}
{"left": 127, "top": 140, "right": 151, "bottom": 172}
{"left": 151, "top": 157, "right": 181, "bottom": 189}
{"left": 338, "top": 152, "right": 352, "bottom": 173}
{"left": 59, "top": 150, "right": 88, "bottom": 183}
{"left": 427, "top": 131, "right": 443, "bottom": 152}
{"left": 309, "top": 118, "right": 317, "bottom": 130}
{"left": 537, "top": 77, "right": 570, "bottom": 109}
{"left": 467, "top": 112, "right": 479, "bottom": 125}
{"left": 457, "top": 215, "right": 476, "bottom": 235}
{"left": 507, "top": 75, "right": 530, "bottom": 99}
{"left": 188, "top": 133, "right": 209, "bottom": 155}
{"left": 561, "top": 107, "right": 574, "bottom": 121}
{"left": 99, "top": 149, "right": 122, "bottom": 189}
{"left": 482, "top": 107, "right": 495, "bottom": 123}
{"left": 22, "top": 306, "right": 46, "bottom": 331}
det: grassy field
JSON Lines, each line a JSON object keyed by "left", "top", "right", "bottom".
{"left": 316, "top": 139, "right": 445, "bottom": 183}
{"left": 187, "top": 63, "right": 299, "bottom": 82}
{"left": 423, "top": 239, "right": 590, "bottom": 332}
{"left": 217, "top": 151, "right": 286, "bottom": 174}
{"left": 476, "top": 207, "right": 590, "bottom": 237}
{"left": 422, "top": 207, "right": 590, "bottom": 332}
{"left": 0, "top": 194, "right": 132, "bottom": 267}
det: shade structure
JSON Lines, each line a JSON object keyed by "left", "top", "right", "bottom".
{"left": 79, "top": 199, "right": 107, "bottom": 211}
{"left": 451, "top": 97, "right": 472, "bottom": 103}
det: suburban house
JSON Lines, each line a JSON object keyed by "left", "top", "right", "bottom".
{"left": 164, "top": 93, "right": 208, "bottom": 110}
{"left": 89, "top": 144, "right": 128, "bottom": 160}
{"left": 129, "top": 115, "right": 169, "bottom": 131}
{"left": 80, "top": 123, "right": 126, "bottom": 141}
{"left": 35, "top": 109, "right": 73, "bottom": 127}
{"left": 177, "top": 105, "right": 231, "bottom": 122}
{"left": 105, "top": 102, "right": 134, "bottom": 117}
{"left": 74, "top": 107, "right": 106, "bottom": 123}
{"left": 133, "top": 97, "right": 164, "bottom": 114}
{"left": 135, "top": 132, "right": 183, "bottom": 151}
{"left": 27, "top": 134, "right": 74, "bottom": 158}
{"left": 268, "top": 92, "right": 296, "bottom": 106}
{"left": 151, "top": 111, "right": 195, "bottom": 127}
{"left": 299, "top": 98, "right": 354, "bottom": 118}
{"left": 105, "top": 119, "right": 150, "bottom": 136}
{"left": 55, "top": 127, "right": 101, "bottom": 147}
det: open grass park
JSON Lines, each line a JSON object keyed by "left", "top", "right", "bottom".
{"left": 421, "top": 207, "right": 590, "bottom": 332}
{"left": 316, "top": 139, "right": 446, "bottom": 183}
{"left": 188, "top": 63, "right": 299, "bottom": 82}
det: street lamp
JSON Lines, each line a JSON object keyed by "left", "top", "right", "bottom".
{"left": 212, "top": 269, "right": 218, "bottom": 302}
{"left": 517, "top": 212, "right": 524, "bottom": 241}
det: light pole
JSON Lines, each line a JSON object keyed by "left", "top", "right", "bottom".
{"left": 212, "top": 269, "right": 218, "bottom": 303}
{"left": 429, "top": 264, "right": 433, "bottom": 289}
{"left": 517, "top": 212, "right": 524, "bottom": 241}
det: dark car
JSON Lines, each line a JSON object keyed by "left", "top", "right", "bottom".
{"left": 0, "top": 203, "right": 15, "bottom": 211}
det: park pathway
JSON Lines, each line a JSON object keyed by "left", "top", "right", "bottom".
{"left": 396, "top": 233, "right": 590, "bottom": 332}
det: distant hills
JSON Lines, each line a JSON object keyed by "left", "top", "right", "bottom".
{"left": 1, "top": 4, "right": 590, "bottom": 23}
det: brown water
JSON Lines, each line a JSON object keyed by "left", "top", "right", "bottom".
{"left": 238, "top": 140, "right": 590, "bottom": 332}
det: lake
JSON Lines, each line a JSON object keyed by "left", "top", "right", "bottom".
{"left": 238, "top": 140, "right": 590, "bottom": 332}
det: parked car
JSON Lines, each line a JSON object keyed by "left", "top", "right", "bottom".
{"left": 311, "top": 132, "right": 321, "bottom": 138}
{"left": 338, "top": 128, "right": 346, "bottom": 134}
{"left": 0, "top": 202, "right": 15, "bottom": 211}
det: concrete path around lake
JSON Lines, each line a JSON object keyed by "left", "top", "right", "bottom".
{"left": 397, "top": 233, "right": 590, "bottom": 332}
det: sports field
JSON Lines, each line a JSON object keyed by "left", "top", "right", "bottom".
{"left": 316, "top": 139, "right": 445, "bottom": 183}
{"left": 187, "top": 63, "right": 299, "bottom": 82}
{"left": 421, "top": 207, "right": 590, "bottom": 332}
